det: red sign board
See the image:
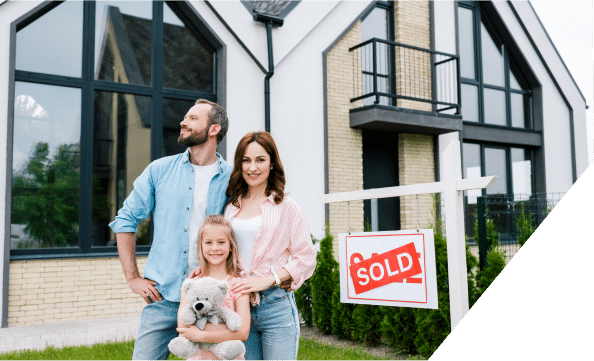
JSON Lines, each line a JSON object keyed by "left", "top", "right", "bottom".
{"left": 349, "top": 242, "right": 422, "bottom": 294}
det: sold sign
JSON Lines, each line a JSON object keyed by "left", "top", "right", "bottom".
{"left": 339, "top": 230, "right": 438, "bottom": 309}
{"left": 349, "top": 242, "right": 422, "bottom": 294}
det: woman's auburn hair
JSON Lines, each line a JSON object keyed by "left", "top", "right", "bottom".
{"left": 227, "top": 131, "right": 285, "bottom": 207}
{"left": 195, "top": 215, "right": 242, "bottom": 278}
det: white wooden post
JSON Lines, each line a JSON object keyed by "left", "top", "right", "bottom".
{"left": 441, "top": 140, "right": 469, "bottom": 330}
{"left": 320, "top": 140, "right": 496, "bottom": 331}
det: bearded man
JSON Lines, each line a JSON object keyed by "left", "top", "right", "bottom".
{"left": 109, "top": 99, "right": 232, "bottom": 360}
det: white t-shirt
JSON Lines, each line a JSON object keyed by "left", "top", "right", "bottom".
{"left": 230, "top": 215, "right": 262, "bottom": 271}
{"left": 187, "top": 161, "right": 220, "bottom": 275}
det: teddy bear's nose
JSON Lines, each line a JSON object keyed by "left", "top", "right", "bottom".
{"left": 194, "top": 303, "right": 204, "bottom": 311}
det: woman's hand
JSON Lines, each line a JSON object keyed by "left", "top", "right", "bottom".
{"left": 176, "top": 326, "right": 206, "bottom": 343}
{"left": 231, "top": 275, "right": 275, "bottom": 295}
{"left": 189, "top": 266, "right": 202, "bottom": 278}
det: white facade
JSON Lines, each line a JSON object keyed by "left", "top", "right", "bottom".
{"left": 0, "top": 0, "right": 588, "bottom": 327}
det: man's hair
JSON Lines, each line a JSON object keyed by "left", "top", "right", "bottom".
{"left": 196, "top": 99, "right": 228, "bottom": 144}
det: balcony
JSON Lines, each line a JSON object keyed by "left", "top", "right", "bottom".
{"left": 349, "top": 38, "right": 462, "bottom": 135}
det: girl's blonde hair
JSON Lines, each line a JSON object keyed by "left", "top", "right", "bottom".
{"left": 195, "top": 215, "right": 243, "bottom": 278}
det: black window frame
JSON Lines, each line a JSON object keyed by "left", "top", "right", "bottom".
{"left": 458, "top": 1, "right": 534, "bottom": 130}
{"left": 7, "top": 1, "right": 224, "bottom": 260}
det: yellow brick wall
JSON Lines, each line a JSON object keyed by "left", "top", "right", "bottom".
{"left": 395, "top": 1, "right": 436, "bottom": 229}
{"left": 398, "top": 133, "right": 436, "bottom": 230}
{"left": 394, "top": 1, "right": 432, "bottom": 112}
{"left": 7, "top": 256, "right": 147, "bottom": 327}
{"left": 327, "top": 21, "right": 364, "bottom": 256}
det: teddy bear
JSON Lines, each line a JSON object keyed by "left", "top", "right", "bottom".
{"left": 168, "top": 277, "right": 245, "bottom": 360}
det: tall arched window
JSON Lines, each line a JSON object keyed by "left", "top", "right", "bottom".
{"left": 458, "top": 2, "right": 533, "bottom": 128}
{"left": 9, "top": 1, "right": 222, "bottom": 258}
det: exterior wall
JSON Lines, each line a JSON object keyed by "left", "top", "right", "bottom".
{"left": 398, "top": 134, "right": 435, "bottom": 230}
{"left": 8, "top": 256, "right": 146, "bottom": 326}
{"left": 326, "top": 21, "right": 364, "bottom": 254}
{"left": 394, "top": 1, "right": 432, "bottom": 112}
{"left": 394, "top": 1, "right": 436, "bottom": 229}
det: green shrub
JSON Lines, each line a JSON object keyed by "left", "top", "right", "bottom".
{"left": 311, "top": 223, "right": 338, "bottom": 334}
{"left": 466, "top": 239, "right": 479, "bottom": 307}
{"left": 330, "top": 267, "right": 356, "bottom": 340}
{"left": 476, "top": 247, "right": 506, "bottom": 297}
{"left": 381, "top": 306, "right": 417, "bottom": 354}
{"left": 295, "top": 235, "right": 319, "bottom": 327}
{"left": 351, "top": 304, "right": 384, "bottom": 346}
{"left": 414, "top": 207, "right": 450, "bottom": 357}
{"left": 474, "top": 213, "right": 500, "bottom": 251}
{"left": 516, "top": 203, "right": 536, "bottom": 247}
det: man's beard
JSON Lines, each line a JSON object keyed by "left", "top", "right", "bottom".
{"left": 178, "top": 126, "right": 209, "bottom": 147}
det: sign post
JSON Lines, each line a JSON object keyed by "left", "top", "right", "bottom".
{"left": 320, "top": 140, "right": 496, "bottom": 330}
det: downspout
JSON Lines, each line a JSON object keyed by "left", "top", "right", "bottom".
{"left": 253, "top": 13, "right": 283, "bottom": 133}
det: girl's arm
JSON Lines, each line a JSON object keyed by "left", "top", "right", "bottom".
{"left": 178, "top": 290, "right": 191, "bottom": 328}
{"left": 176, "top": 293, "right": 251, "bottom": 343}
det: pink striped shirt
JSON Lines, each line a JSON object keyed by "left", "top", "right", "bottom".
{"left": 224, "top": 194, "right": 316, "bottom": 293}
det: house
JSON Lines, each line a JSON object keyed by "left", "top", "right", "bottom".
{"left": 0, "top": 0, "right": 588, "bottom": 328}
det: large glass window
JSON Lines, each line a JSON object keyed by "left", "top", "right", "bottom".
{"left": 458, "top": 3, "right": 533, "bottom": 129}
{"left": 10, "top": 1, "right": 218, "bottom": 258}
{"left": 361, "top": 2, "right": 393, "bottom": 106}
{"left": 463, "top": 142, "right": 534, "bottom": 201}
{"left": 462, "top": 142, "right": 534, "bottom": 240}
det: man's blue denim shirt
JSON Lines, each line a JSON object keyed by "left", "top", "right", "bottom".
{"left": 109, "top": 149, "right": 232, "bottom": 302}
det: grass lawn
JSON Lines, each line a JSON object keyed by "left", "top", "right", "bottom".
{"left": 0, "top": 338, "right": 393, "bottom": 360}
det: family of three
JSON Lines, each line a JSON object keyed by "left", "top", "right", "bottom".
{"left": 109, "top": 99, "right": 316, "bottom": 360}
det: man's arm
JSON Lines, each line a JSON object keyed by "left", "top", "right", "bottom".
{"left": 117, "top": 232, "right": 162, "bottom": 303}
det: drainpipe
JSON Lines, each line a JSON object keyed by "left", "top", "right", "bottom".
{"left": 253, "top": 13, "right": 283, "bottom": 133}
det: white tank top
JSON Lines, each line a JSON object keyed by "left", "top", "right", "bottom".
{"left": 231, "top": 215, "right": 262, "bottom": 271}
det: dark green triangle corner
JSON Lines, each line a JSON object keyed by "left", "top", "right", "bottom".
{"left": 431, "top": 163, "right": 594, "bottom": 361}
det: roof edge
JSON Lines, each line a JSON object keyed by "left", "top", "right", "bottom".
{"left": 525, "top": 0, "right": 588, "bottom": 108}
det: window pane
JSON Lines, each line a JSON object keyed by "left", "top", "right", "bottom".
{"left": 511, "top": 92, "right": 531, "bottom": 128}
{"left": 163, "top": 98, "right": 197, "bottom": 157}
{"left": 458, "top": 6, "right": 476, "bottom": 79}
{"left": 463, "top": 143, "right": 481, "bottom": 204}
{"left": 362, "top": 6, "right": 389, "bottom": 41}
{"left": 511, "top": 148, "right": 532, "bottom": 199}
{"left": 95, "top": 1, "right": 153, "bottom": 85}
{"left": 480, "top": 21, "right": 504, "bottom": 87}
{"left": 483, "top": 88, "right": 506, "bottom": 126}
{"left": 11, "top": 82, "right": 81, "bottom": 249}
{"left": 484, "top": 147, "right": 507, "bottom": 195}
{"left": 509, "top": 58, "right": 530, "bottom": 91}
{"left": 163, "top": 4, "right": 214, "bottom": 93}
{"left": 93, "top": 91, "right": 152, "bottom": 247}
{"left": 16, "top": 2, "right": 83, "bottom": 77}
{"left": 463, "top": 142, "right": 481, "bottom": 241}
{"left": 461, "top": 83, "right": 479, "bottom": 122}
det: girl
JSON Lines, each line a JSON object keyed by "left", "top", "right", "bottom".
{"left": 176, "top": 215, "right": 251, "bottom": 360}
{"left": 225, "top": 131, "right": 317, "bottom": 360}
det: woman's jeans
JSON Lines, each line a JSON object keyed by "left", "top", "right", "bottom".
{"left": 244, "top": 287, "right": 300, "bottom": 360}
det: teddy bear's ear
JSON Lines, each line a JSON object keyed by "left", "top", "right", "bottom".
{"left": 181, "top": 279, "right": 193, "bottom": 294}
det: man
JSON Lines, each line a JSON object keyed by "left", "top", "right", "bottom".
{"left": 109, "top": 99, "right": 232, "bottom": 360}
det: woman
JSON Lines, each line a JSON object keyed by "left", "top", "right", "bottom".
{"left": 225, "top": 131, "right": 316, "bottom": 360}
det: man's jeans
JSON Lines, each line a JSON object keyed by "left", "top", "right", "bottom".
{"left": 244, "top": 287, "right": 300, "bottom": 360}
{"left": 133, "top": 299, "right": 180, "bottom": 360}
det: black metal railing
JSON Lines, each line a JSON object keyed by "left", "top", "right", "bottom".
{"left": 350, "top": 38, "right": 460, "bottom": 113}
{"left": 466, "top": 193, "right": 563, "bottom": 267}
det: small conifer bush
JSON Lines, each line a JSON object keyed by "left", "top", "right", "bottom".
{"left": 311, "top": 223, "right": 338, "bottom": 334}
